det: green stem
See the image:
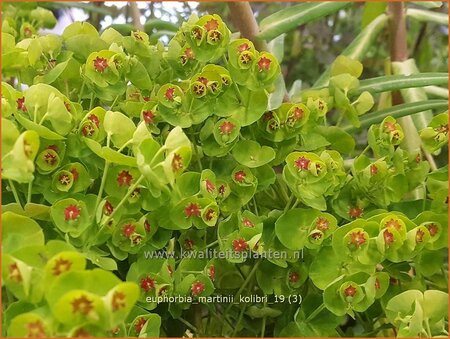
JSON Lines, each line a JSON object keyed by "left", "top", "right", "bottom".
{"left": 283, "top": 194, "right": 295, "bottom": 213}
{"left": 225, "top": 260, "right": 261, "bottom": 314}
{"left": 110, "top": 95, "right": 120, "bottom": 110}
{"left": 33, "top": 106, "right": 38, "bottom": 123}
{"left": 27, "top": 180, "right": 33, "bottom": 204}
{"left": 360, "top": 145, "right": 371, "bottom": 157}
{"left": 100, "top": 175, "right": 144, "bottom": 227}
{"left": 178, "top": 317, "right": 198, "bottom": 334}
{"left": 8, "top": 180, "right": 22, "bottom": 208}
{"left": 95, "top": 134, "right": 111, "bottom": 211}
{"left": 261, "top": 299, "right": 267, "bottom": 337}
{"left": 38, "top": 113, "right": 48, "bottom": 125}
{"left": 231, "top": 304, "right": 247, "bottom": 337}
{"left": 205, "top": 239, "right": 219, "bottom": 249}
{"left": 306, "top": 303, "right": 325, "bottom": 322}
{"left": 79, "top": 79, "right": 86, "bottom": 102}
{"left": 252, "top": 196, "right": 259, "bottom": 216}
{"left": 89, "top": 92, "right": 95, "bottom": 111}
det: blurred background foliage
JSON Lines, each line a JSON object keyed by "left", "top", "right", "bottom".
{"left": 37, "top": 1, "right": 448, "bottom": 89}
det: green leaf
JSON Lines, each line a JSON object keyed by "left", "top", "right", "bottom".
{"left": 232, "top": 140, "right": 275, "bottom": 168}
{"left": 2, "top": 212, "right": 45, "bottom": 254}
{"left": 103, "top": 111, "right": 136, "bottom": 148}
{"left": 361, "top": 2, "right": 387, "bottom": 28}
{"left": 275, "top": 209, "right": 319, "bottom": 250}
{"left": 258, "top": 2, "right": 350, "bottom": 41}
{"left": 331, "top": 55, "right": 363, "bottom": 78}
{"left": 14, "top": 114, "right": 65, "bottom": 140}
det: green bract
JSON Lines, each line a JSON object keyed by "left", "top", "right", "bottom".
{"left": 1, "top": 5, "right": 448, "bottom": 338}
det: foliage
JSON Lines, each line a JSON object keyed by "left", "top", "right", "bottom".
{"left": 1, "top": 2, "right": 448, "bottom": 338}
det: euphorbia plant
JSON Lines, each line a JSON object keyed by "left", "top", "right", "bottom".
{"left": 1, "top": 2, "right": 448, "bottom": 338}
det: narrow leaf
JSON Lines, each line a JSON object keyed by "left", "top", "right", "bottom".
{"left": 257, "top": 2, "right": 350, "bottom": 41}
{"left": 343, "top": 100, "right": 448, "bottom": 133}
{"left": 406, "top": 8, "right": 448, "bottom": 25}
{"left": 349, "top": 73, "right": 448, "bottom": 97}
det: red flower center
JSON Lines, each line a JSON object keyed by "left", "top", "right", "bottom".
{"left": 344, "top": 285, "right": 357, "bottom": 297}
{"left": 47, "top": 144, "right": 59, "bottom": 152}
{"left": 289, "top": 271, "right": 299, "bottom": 283}
{"left": 315, "top": 217, "right": 329, "bottom": 232}
{"left": 88, "top": 114, "right": 100, "bottom": 128}
{"left": 140, "top": 276, "right": 155, "bottom": 292}
{"left": 205, "top": 179, "right": 215, "bottom": 193}
{"left": 134, "top": 317, "right": 147, "bottom": 334}
{"left": 184, "top": 48, "right": 194, "bottom": 59}
{"left": 104, "top": 201, "right": 114, "bottom": 215}
{"left": 204, "top": 19, "right": 219, "bottom": 31}
{"left": 219, "top": 121, "right": 235, "bottom": 135}
{"left": 384, "top": 218, "right": 401, "bottom": 230}
{"left": 208, "top": 265, "right": 215, "bottom": 280}
{"left": 117, "top": 170, "right": 133, "bottom": 187}
{"left": 16, "top": 97, "right": 27, "bottom": 112}
{"left": 71, "top": 295, "right": 94, "bottom": 315}
{"left": 204, "top": 208, "right": 216, "bottom": 221}
{"left": 238, "top": 43, "right": 251, "bottom": 52}
{"left": 257, "top": 56, "right": 272, "bottom": 71}
{"left": 165, "top": 87, "right": 175, "bottom": 101}
{"left": 143, "top": 110, "right": 156, "bottom": 124}
{"left": 426, "top": 223, "right": 438, "bottom": 236}
{"left": 383, "top": 229, "right": 395, "bottom": 245}
{"left": 9, "top": 262, "right": 22, "bottom": 282}
{"left": 191, "top": 281, "right": 205, "bottom": 296}
{"left": 73, "top": 328, "right": 90, "bottom": 337}
{"left": 52, "top": 258, "right": 72, "bottom": 276}
{"left": 292, "top": 107, "right": 304, "bottom": 120}
{"left": 242, "top": 218, "right": 255, "bottom": 228}
{"left": 27, "top": 320, "right": 46, "bottom": 338}
{"left": 24, "top": 27, "right": 33, "bottom": 37}
{"left": 349, "top": 230, "right": 366, "bottom": 248}
{"left": 416, "top": 229, "right": 425, "bottom": 243}
{"left": 172, "top": 153, "right": 184, "bottom": 172}
{"left": 144, "top": 220, "right": 151, "bottom": 233}
{"left": 375, "top": 278, "right": 381, "bottom": 289}
{"left": 234, "top": 170, "right": 246, "bottom": 183}
{"left": 64, "top": 205, "right": 81, "bottom": 221}
{"left": 384, "top": 121, "right": 397, "bottom": 132}
{"left": 111, "top": 291, "right": 126, "bottom": 311}
{"left": 93, "top": 56, "right": 108, "bottom": 72}
{"left": 232, "top": 238, "right": 248, "bottom": 252}
{"left": 184, "top": 239, "right": 194, "bottom": 250}
{"left": 348, "top": 206, "right": 363, "bottom": 218}
{"left": 81, "top": 123, "right": 96, "bottom": 137}
{"left": 184, "top": 203, "right": 201, "bottom": 218}
{"left": 219, "top": 184, "right": 226, "bottom": 196}
{"left": 370, "top": 164, "right": 378, "bottom": 175}
{"left": 70, "top": 168, "right": 79, "bottom": 181}
{"left": 295, "top": 156, "right": 310, "bottom": 171}
{"left": 122, "top": 223, "right": 136, "bottom": 238}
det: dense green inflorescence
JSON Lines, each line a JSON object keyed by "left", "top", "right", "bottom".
{"left": 1, "top": 3, "right": 448, "bottom": 338}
